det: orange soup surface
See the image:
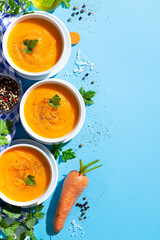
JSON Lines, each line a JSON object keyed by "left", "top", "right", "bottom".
{"left": 7, "top": 18, "right": 63, "bottom": 72}
{"left": 24, "top": 84, "right": 79, "bottom": 138}
{"left": 0, "top": 146, "right": 51, "bottom": 202}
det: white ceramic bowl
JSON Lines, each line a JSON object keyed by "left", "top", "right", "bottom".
{"left": 0, "top": 143, "right": 58, "bottom": 207}
{"left": 20, "top": 79, "right": 86, "bottom": 145}
{"left": 2, "top": 13, "right": 71, "bottom": 80}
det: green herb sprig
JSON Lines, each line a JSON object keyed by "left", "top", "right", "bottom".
{"left": 48, "top": 94, "right": 61, "bottom": 109}
{"left": 23, "top": 39, "right": 38, "bottom": 54}
{"left": 25, "top": 175, "right": 36, "bottom": 186}
{"left": 51, "top": 143, "right": 76, "bottom": 162}
{"left": 0, "top": 0, "right": 33, "bottom": 15}
{"left": 0, "top": 119, "right": 13, "bottom": 146}
{"left": 0, "top": 203, "right": 44, "bottom": 240}
{"left": 62, "top": 0, "right": 71, "bottom": 8}
{"left": 79, "top": 87, "right": 96, "bottom": 105}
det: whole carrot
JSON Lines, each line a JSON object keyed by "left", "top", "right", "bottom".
{"left": 54, "top": 159, "right": 102, "bottom": 233}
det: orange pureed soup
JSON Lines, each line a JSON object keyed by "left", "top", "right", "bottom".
{"left": 7, "top": 18, "right": 63, "bottom": 72}
{"left": 0, "top": 146, "right": 51, "bottom": 202}
{"left": 24, "top": 84, "right": 79, "bottom": 138}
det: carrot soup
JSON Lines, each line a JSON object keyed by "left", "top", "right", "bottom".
{"left": 0, "top": 146, "right": 51, "bottom": 202}
{"left": 7, "top": 18, "right": 63, "bottom": 72}
{"left": 24, "top": 84, "right": 79, "bottom": 138}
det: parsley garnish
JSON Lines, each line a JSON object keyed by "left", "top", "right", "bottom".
{"left": 0, "top": 119, "right": 13, "bottom": 146}
{"left": 62, "top": 0, "right": 71, "bottom": 8}
{"left": 25, "top": 175, "right": 36, "bottom": 186}
{"left": 0, "top": 0, "right": 33, "bottom": 15}
{"left": 48, "top": 94, "right": 61, "bottom": 109}
{"left": 0, "top": 203, "right": 44, "bottom": 239}
{"left": 0, "top": 119, "right": 13, "bottom": 135}
{"left": 23, "top": 39, "right": 39, "bottom": 54}
{"left": 0, "top": 135, "right": 9, "bottom": 146}
{"left": 51, "top": 143, "right": 76, "bottom": 162}
{"left": 79, "top": 87, "right": 96, "bottom": 105}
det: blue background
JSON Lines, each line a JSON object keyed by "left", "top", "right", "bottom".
{"left": 4, "top": 0, "right": 160, "bottom": 239}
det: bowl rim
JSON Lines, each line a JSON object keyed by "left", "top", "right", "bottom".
{"left": 20, "top": 79, "right": 86, "bottom": 144}
{"left": 2, "top": 12, "right": 71, "bottom": 77}
{"left": 0, "top": 143, "right": 58, "bottom": 207}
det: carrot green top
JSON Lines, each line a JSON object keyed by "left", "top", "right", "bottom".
{"left": 79, "top": 159, "right": 102, "bottom": 175}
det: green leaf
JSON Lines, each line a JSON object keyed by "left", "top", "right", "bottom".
{"left": 23, "top": 39, "right": 38, "bottom": 54}
{"left": 4, "top": 228, "right": 15, "bottom": 237}
{"left": 62, "top": 0, "right": 71, "bottom": 8}
{"left": 33, "top": 211, "right": 45, "bottom": 220}
{"left": 20, "top": 232, "right": 26, "bottom": 240}
{"left": 2, "top": 204, "right": 21, "bottom": 219}
{"left": 48, "top": 94, "right": 61, "bottom": 109}
{"left": 0, "top": 119, "right": 14, "bottom": 135}
{"left": 79, "top": 87, "right": 96, "bottom": 106}
{"left": 27, "top": 229, "right": 35, "bottom": 238}
{"left": 62, "top": 149, "right": 76, "bottom": 162}
{"left": 25, "top": 175, "right": 36, "bottom": 186}
{"left": 0, "top": 219, "right": 8, "bottom": 229}
{"left": 0, "top": 135, "right": 9, "bottom": 146}
{"left": 51, "top": 143, "right": 63, "bottom": 160}
{"left": 7, "top": 221, "right": 20, "bottom": 231}
{"left": 34, "top": 204, "right": 44, "bottom": 212}
{"left": 24, "top": 217, "right": 36, "bottom": 229}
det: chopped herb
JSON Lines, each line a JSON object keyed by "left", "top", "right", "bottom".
{"left": 48, "top": 94, "right": 61, "bottom": 109}
{"left": 51, "top": 143, "right": 76, "bottom": 162}
{"left": 23, "top": 39, "right": 39, "bottom": 54}
{"left": 79, "top": 87, "right": 96, "bottom": 105}
{"left": 25, "top": 175, "right": 36, "bottom": 186}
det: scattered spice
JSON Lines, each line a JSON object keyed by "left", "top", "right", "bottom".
{"left": 73, "top": 6, "right": 78, "bottom": 10}
{"left": 82, "top": 77, "right": 85, "bottom": 80}
{"left": 85, "top": 73, "right": 89, "bottom": 77}
{"left": 75, "top": 197, "right": 90, "bottom": 220}
{"left": 76, "top": 11, "right": 79, "bottom": 15}
{"left": 83, "top": 197, "right": 86, "bottom": 200}
{"left": 79, "top": 144, "right": 83, "bottom": 148}
{"left": 79, "top": 217, "right": 82, "bottom": 221}
{"left": 82, "top": 4, "right": 86, "bottom": 8}
{"left": 88, "top": 12, "right": 91, "bottom": 15}
{"left": 79, "top": 16, "right": 82, "bottom": 20}
{"left": 91, "top": 81, "right": 95, "bottom": 84}
{"left": 68, "top": 18, "right": 72, "bottom": 22}
{"left": 0, "top": 76, "right": 20, "bottom": 112}
{"left": 72, "top": 12, "right": 75, "bottom": 16}
{"left": 81, "top": 9, "right": 85, "bottom": 13}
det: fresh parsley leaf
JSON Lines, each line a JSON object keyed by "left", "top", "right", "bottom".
{"left": 62, "top": 0, "right": 71, "bottom": 8}
{"left": 4, "top": 228, "right": 15, "bottom": 237}
{"left": 51, "top": 143, "right": 76, "bottom": 162}
{"left": 0, "top": 119, "right": 14, "bottom": 135}
{"left": 33, "top": 211, "right": 45, "bottom": 220}
{"left": 0, "top": 219, "right": 8, "bottom": 229}
{"left": 0, "top": 135, "right": 9, "bottom": 146}
{"left": 51, "top": 143, "right": 63, "bottom": 160}
{"left": 20, "top": 232, "right": 26, "bottom": 240}
{"left": 62, "top": 149, "right": 76, "bottom": 162}
{"left": 0, "top": 0, "right": 32, "bottom": 15}
{"left": 24, "top": 217, "right": 36, "bottom": 229}
{"left": 2, "top": 204, "right": 21, "bottom": 219}
{"left": 23, "top": 39, "right": 39, "bottom": 54}
{"left": 34, "top": 204, "right": 44, "bottom": 212}
{"left": 48, "top": 94, "right": 61, "bottom": 109}
{"left": 79, "top": 87, "right": 96, "bottom": 105}
{"left": 25, "top": 175, "right": 36, "bottom": 186}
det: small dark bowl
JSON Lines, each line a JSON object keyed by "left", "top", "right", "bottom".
{"left": 0, "top": 73, "right": 23, "bottom": 115}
